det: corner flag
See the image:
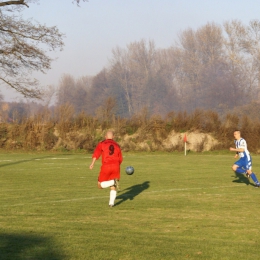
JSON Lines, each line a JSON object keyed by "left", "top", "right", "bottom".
{"left": 183, "top": 134, "right": 187, "bottom": 143}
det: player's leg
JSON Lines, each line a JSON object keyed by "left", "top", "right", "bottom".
{"left": 114, "top": 179, "right": 120, "bottom": 191}
{"left": 97, "top": 180, "right": 115, "bottom": 189}
{"left": 98, "top": 179, "right": 119, "bottom": 190}
{"left": 232, "top": 163, "right": 246, "bottom": 174}
{"left": 246, "top": 170, "right": 260, "bottom": 187}
{"left": 111, "top": 164, "right": 121, "bottom": 191}
{"left": 97, "top": 164, "right": 120, "bottom": 206}
{"left": 102, "top": 164, "right": 120, "bottom": 191}
{"left": 108, "top": 165, "right": 121, "bottom": 207}
{"left": 98, "top": 165, "right": 116, "bottom": 189}
{"left": 109, "top": 186, "right": 117, "bottom": 207}
{"left": 246, "top": 156, "right": 260, "bottom": 187}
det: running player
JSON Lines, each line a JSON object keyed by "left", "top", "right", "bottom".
{"left": 230, "top": 130, "right": 260, "bottom": 187}
{"left": 89, "top": 131, "right": 123, "bottom": 207}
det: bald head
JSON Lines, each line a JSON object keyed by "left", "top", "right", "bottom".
{"left": 105, "top": 131, "right": 114, "bottom": 140}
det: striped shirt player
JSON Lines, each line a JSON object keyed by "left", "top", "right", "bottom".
{"left": 89, "top": 131, "right": 123, "bottom": 207}
{"left": 230, "top": 130, "right": 260, "bottom": 187}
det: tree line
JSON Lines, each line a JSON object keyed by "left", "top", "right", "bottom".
{"left": 1, "top": 1, "right": 260, "bottom": 120}
{"left": 1, "top": 106, "right": 260, "bottom": 152}
{"left": 56, "top": 20, "right": 260, "bottom": 117}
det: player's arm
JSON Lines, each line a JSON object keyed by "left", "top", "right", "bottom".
{"left": 118, "top": 148, "right": 123, "bottom": 164}
{"left": 230, "top": 139, "right": 246, "bottom": 153}
{"left": 89, "top": 143, "right": 102, "bottom": 169}
{"left": 229, "top": 147, "right": 244, "bottom": 158}
{"left": 89, "top": 157, "right": 96, "bottom": 169}
{"left": 229, "top": 147, "right": 245, "bottom": 152}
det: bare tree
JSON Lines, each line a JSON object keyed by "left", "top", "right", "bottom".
{"left": 0, "top": 0, "right": 87, "bottom": 8}
{"left": 73, "top": 0, "right": 88, "bottom": 5}
{"left": 42, "top": 85, "right": 56, "bottom": 107}
{"left": 0, "top": 0, "right": 87, "bottom": 98}
{"left": 56, "top": 74, "right": 76, "bottom": 106}
{"left": 0, "top": 1, "right": 31, "bottom": 8}
{"left": 110, "top": 46, "right": 133, "bottom": 116}
{"left": 96, "top": 97, "right": 116, "bottom": 126}
{"left": 0, "top": 90, "right": 3, "bottom": 104}
{"left": 174, "top": 23, "right": 238, "bottom": 111}
{"left": 109, "top": 40, "right": 157, "bottom": 116}
{"left": 224, "top": 20, "right": 260, "bottom": 101}
{"left": 74, "top": 76, "right": 92, "bottom": 113}
{"left": 86, "top": 69, "right": 110, "bottom": 115}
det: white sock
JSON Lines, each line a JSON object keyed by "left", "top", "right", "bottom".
{"left": 109, "top": 190, "right": 117, "bottom": 206}
{"left": 100, "top": 180, "right": 115, "bottom": 189}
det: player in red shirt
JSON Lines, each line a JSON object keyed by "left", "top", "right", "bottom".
{"left": 89, "top": 131, "right": 123, "bottom": 207}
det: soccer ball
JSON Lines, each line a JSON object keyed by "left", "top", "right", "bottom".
{"left": 125, "top": 166, "right": 134, "bottom": 175}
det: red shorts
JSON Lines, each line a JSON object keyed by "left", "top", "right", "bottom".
{"left": 98, "top": 164, "right": 120, "bottom": 182}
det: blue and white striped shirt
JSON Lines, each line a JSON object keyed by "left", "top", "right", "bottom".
{"left": 235, "top": 138, "right": 250, "bottom": 159}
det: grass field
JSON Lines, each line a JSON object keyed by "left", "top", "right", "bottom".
{"left": 0, "top": 151, "right": 260, "bottom": 260}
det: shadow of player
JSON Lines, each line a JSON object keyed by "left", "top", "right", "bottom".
{"left": 114, "top": 181, "right": 150, "bottom": 207}
{"left": 0, "top": 233, "right": 65, "bottom": 260}
{"left": 232, "top": 172, "right": 254, "bottom": 186}
{"left": 0, "top": 155, "right": 62, "bottom": 168}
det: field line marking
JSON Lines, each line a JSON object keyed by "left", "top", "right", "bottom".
{"left": 1, "top": 196, "right": 109, "bottom": 207}
{"left": 1, "top": 184, "right": 242, "bottom": 208}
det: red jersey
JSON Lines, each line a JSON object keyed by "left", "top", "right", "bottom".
{"left": 92, "top": 139, "right": 123, "bottom": 166}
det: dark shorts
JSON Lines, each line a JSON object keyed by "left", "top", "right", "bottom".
{"left": 98, "top": 164, "right": 120, "bottom": 182}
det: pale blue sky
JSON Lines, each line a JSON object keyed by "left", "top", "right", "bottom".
{"left": 4, "top": 0, "right": 260, "bottom": 100}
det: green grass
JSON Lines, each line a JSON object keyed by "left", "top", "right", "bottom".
{"left": 0, "top": 151, "right": 260, "bottom": 260}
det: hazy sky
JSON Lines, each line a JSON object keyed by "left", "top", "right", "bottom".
{"left": 3, "top": 0, "right": 260, "bottom": 101}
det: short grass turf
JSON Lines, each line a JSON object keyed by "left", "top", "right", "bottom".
{"left": 0, "top": 151, "right": 260, "bottom": 260}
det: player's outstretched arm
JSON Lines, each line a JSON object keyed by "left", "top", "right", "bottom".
{"left": 230, "top": 147, "right": 244, "bottom": 158}
{"left": 229, "top": 147, "right": 244, "bottom": 152}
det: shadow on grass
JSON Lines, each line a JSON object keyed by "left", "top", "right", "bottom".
{"left": 0, "top": 155, "right": 71, "bottom": 168}
{"left": 232, "top": 172, "right": 254, "bottom": 186}
{"left": 114, "top": 181, "right": 150, "bottom": 207}
{"left": 0, "top": 233, "right": 65, "bottom": 260}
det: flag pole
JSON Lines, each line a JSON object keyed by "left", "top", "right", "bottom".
{"left": 183, "top": 133, "right": 187, "bottom": 156}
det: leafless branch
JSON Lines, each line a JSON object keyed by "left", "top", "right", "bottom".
{"left": 0, "top": 1, "right": 29, "bottom": 8}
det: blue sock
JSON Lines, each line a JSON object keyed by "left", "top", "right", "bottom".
{"left": 250, "top": 173, "right": 259, "bottom": 184}
{"left": 235, "top": 167, "right": 246, "bottom": 174}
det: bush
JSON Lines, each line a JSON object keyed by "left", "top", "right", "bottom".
{"left": 1, "top": 106, "right": 260, "bottom": 153}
